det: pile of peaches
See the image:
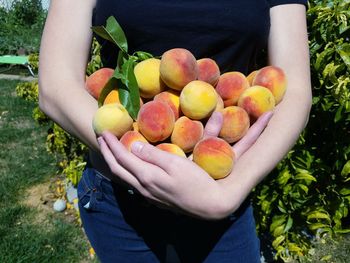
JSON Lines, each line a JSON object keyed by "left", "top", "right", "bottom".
{"left": 86, "top": 48, "right": 287, "bottom": 179}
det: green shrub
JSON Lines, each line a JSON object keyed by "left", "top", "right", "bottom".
{"left": 253, "top": 0, "right": 350, "bottom": 261}
{"left": 0, "top": 2, "right": 46, "bottom": 55}
{"left": 10, "top": 0, "right": 43, "bottom": 26}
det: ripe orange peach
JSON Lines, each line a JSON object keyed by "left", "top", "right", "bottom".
{"left": 171, "top": 116, "right": 204, "bottom": 153}
{"left": 154, "top": 90, "right": 181, "bottom": 120}
{"left": 246, "top": 70, "right": 258, "bottom": 86}
{"left": 103, "top": 90, "right": 119, "bottom": 105}
{"left": 137, "top": 101, "right": 175, "bottom": 143}
{"left": 132, "top": 121, "right": 139, "bottom": 132}
{"left": 180, "top": 80, "right": 217, "bottom": 120}
{"left": 197, "top": 58, "right": 220, "bottom": 86}
{"left": 160, "top": 48, "right": 198, "bottom": 91}
{"left": 134, "top": 58, "right": 166, "bottom": 98}
{"left": 215, "top": 72, "right": 250, "bottom": 107}
{"left": 92, "top": 103, "right": 133, "bottom": 138}
{"left": 219, "top": 106, "right": 250, "bottom": 143}
{"left": 252, "top": 66, "right": 287, "bottom": 104}
{"left": 103, "top": 89, "right": 144, "bottom": 106}
{"left": 215, "top": 93, "right": 224, "bottom": 111}
{"left": 237, "top": 85, "right": 275, "bottom": 120}
{"left": 193, "top": 137, "right": 235, "bottom": 180}
{"left": 120, "top": 131, "right": 148, "bottom": 151}
{"left": 156, "top": 143, "right": 186, "bottom": 158}
{"left": 85, "top": 68, "right": 114, "bottom": 99}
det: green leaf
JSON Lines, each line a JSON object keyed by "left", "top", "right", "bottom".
{"left": 307, "top": 211, "right": 331, "bottom": 222}
{"left": 287, "top": 243, "right": 303, "bottom": 254}
{"left": 337, "top": 43, "right": 350, "bottom": 70}
{"left": 273, "top": 225, "right": 285, "bottom": 237}
{"left": 298, "top": 184, "right": 309, "bottom": 194}
{"left": 308, "top": 223, "right": 330, "bottom": 231}
{"left": 277, "top": 200, "right": 287, "bottom": 213}
{"left": 284, "top": 216, "right": 293, "bottom": 233}
{"left": 340, "top": 188, "right": 350, "bottom": 196}
{"left": 334, "top": 104, "right": 343, "bottom": 122}
{"left": 272, "top": 236, "right": 285, "bottom": 248}
{"left": 277, "top": 169, "right": 291, "bottom": 185}
{"left": 270, "top": 215, "right": 287, "bottom": 232}
{"left": 334, "top": 228, "right": 350, "bottom": 234}
{"left": 118, "top": 58, "right": 141, "bottom": 120}
{"left": 92, "top": 16, "right": 128, "bottom": 53}
{"left": 133, "top": 51, "right": 154, "bottom": 61}
{"left": 341, "top": 160, "right": 350, "bottom": 177}
{"left": 295, "top": 173, "right": 317, "bottom": 183}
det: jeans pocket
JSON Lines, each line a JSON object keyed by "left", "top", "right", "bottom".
{"left": 77, "top": 168, "right": 98, "bottom": 211}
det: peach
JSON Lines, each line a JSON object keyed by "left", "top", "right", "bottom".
{"left": 215, "top": 72, "right": 250, "bottom": 107}
{"left": 171, "top": 116, "right": 204, "bottom": 153}
{"left": 154, "top": 90, "right": 181, "bottom": 120}
{"left": 120, "top": 131, "right": 148, "bottom": 151}
{"left": 134, "top": 58, "right": 166, "bottom": 98}
{"left": 197, "top": 58, "right": 220, "bottom": 86}
{"left": 132, "top": 121, "right": 139, "bottom": 132}
{"left": 219, "top": 106, "right": 250, "bottom": 143}
{"left": 92, "top": 103, "right": 133, "bottom": 138}
{"left": 156, "top": 143, "right": 186, "bottom": 158}
{"left": 85, "top": 68, "right": 114, "bottom": 99}
{"left": 193, "top": 137, "right": 235, "bottom": 180}
{"left": 103, "top": 89, "right": 144, "bottom": 106}
{"left": 160, "top": 48, "right": 198, "bottom": 91}
{"left": 237, "top": 85, "right": 275, "bottom": 120}
{"left": 252, "top": 66, "right": 287, "bottom": 104}
{"left": 103, "top": 90, "right": 119, "bottom": 105}
{"left": 246, "top": 70, "right": 258, "bottom": 86}
{"left": 180, "top": 80, "right": 217, "bottom": 120}
{"left": 137, "top": 101, "right": 175, "bottom": 143}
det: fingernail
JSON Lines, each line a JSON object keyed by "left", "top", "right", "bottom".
{"left": 97, "top": 137, "right": 103, "bottom": 146}
{"left": 266, "top": 111, "right": 274, "bottom": 119}
{"left": 131, "top": 141, "right": 144, "bottom": 153}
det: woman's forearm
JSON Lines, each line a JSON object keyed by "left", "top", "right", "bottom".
{"left": 38, "top": 0, "right": 99, "bottom": 150}
{"left": 220, "top": 88, "right": 312, "bottom": 212}
{"left": 39, "top": 79, "right": 99, "bottom": 150}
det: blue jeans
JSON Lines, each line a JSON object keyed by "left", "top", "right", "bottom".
{"left": 78, "top": 167, "right": 261, "bottom": 263}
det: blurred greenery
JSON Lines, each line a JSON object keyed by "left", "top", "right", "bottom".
{"left": 0, "top": 0, "right": 46, "bottom": 55}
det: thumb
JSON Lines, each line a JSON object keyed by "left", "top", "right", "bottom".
{"left": 203, "top": 111, "right": 224, "bottom": 139}
{"left": 233, "top": 111, "right": 274, "bottom": 159}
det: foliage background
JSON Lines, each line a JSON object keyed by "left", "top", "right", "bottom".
{"left": 12, "top": 0, "right": 350, "bottom": 261}
{"left": 0, "top": 0, "right": 47, "bottom": 55}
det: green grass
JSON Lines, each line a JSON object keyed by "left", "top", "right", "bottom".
{"left": 0, "top": 79, "right": 94, "bottom": 262}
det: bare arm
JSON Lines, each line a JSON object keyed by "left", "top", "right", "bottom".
{"left": 38, "top": 0, "right": 99, "bottom": 150}
{"left": 219, "top": 4, "right": 313, "bottom": 213}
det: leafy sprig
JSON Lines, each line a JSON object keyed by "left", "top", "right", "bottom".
{"left": 92, "top": 16, "right": 153, "bottom": 120}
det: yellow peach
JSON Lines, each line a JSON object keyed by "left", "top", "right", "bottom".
{"left": 180, "top": 80, "right": 217, "bottom": 120}
{"left": 92, "top": 103, "right": 133, "bottom": 138}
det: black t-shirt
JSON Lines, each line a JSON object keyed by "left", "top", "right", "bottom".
{"left": 92, "top": 0, "right": 307, "bottom": 74}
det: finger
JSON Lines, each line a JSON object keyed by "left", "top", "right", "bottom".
{"left": 99, "top": 136, "right": 174, "bottom": 204}
{"left": 131, "top": 141, "right": 181, "bottom": 173}
{"left": 203, "top": 111, "right": 224, "bottom": 139}
{"left": 98, "top": 137, "right": 143, "bottom": 189}
{"left": 232, "top": 111, "right": 274, "bottom": 159}
{"left": 101, "top": 131, "right": 158, "bottom": 178}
